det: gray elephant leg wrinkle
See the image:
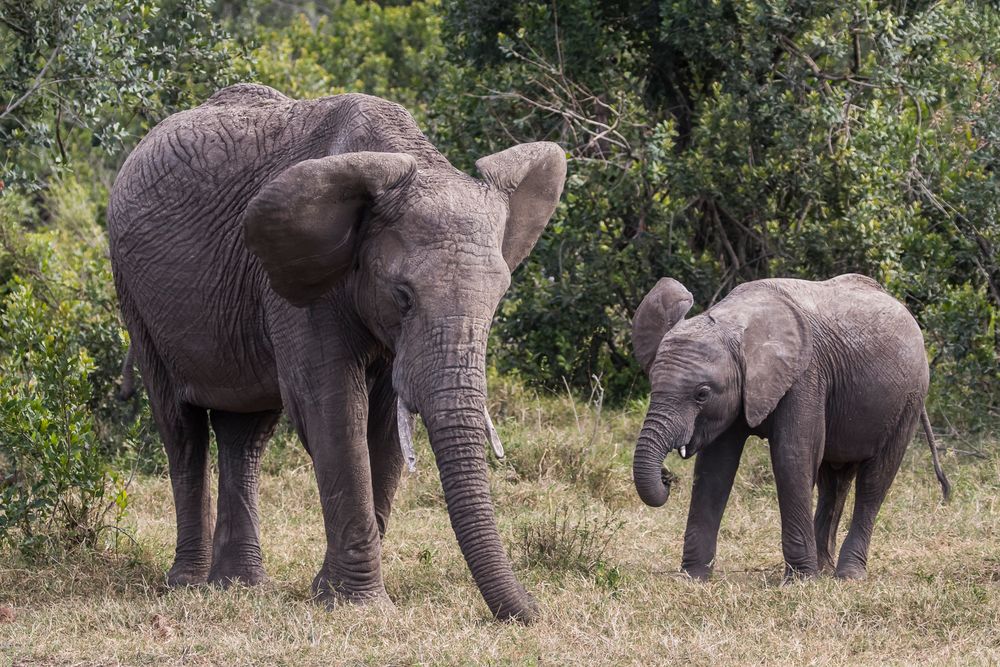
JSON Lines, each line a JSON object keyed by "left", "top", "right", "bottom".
{"left": 681, "top": 426, "right": 747, "bottom": 579}
{"left": 366, "top": 365, "right": 405, "bottom": 539}
{"left": 116, "top": 289, "right": 215, "bottom": 586}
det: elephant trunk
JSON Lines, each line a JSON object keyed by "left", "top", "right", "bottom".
{"left": 633, "top": 396, "right": 686, "bottom": 508}
{"left": 407, "top": 321, "right": 535, "bottom": 623}
{"left": 421, "top": 385, "right": 536, "bottom": 622}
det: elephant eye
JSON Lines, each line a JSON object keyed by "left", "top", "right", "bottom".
{"left": 695, "top": 385, "right": 711, "bottom": 403}
{"left": 392, "top": 283, "right": 415, "bottom": 315}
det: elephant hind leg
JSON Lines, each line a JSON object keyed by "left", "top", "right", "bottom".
{"left": 117, "top": 285, "right": 214, "bottom": 585}
{"left": 836, "top": 401, "right": 919, "bottom": 580}
{"left": 208, "top": 409, "right": 282, "bottom": 587}
{"left": 814, "top": 461, "right": 858, "bottom": 574}
{"left": 137, "top": 344, "right": 213, "bottom": 586}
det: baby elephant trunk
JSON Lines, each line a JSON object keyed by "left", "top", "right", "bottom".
{"left": 633, "top": 398, "right": 687, "bottom": 507}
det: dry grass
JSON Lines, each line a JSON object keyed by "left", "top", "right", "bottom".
{"left": 1, "top": 379, "right": 998, "bottom": 665}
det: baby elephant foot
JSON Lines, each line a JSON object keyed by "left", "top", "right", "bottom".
{"left": 312, "top": 571, "right": 392, "bottom": 610}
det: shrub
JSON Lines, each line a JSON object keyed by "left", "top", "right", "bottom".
{"left": 236, "top": 0, "right": 445, "bottom": 120}
{"left": 513, "top": 504, "right": 624, "bottom": 581}
{"left": 1, "top": 0, "right": 244, "bottom": 190}
{"left": 0, "top": 180, "right": 150, "bottom": 556}
{"left": 0, "top": 281, "right": 129, "bottom": 554}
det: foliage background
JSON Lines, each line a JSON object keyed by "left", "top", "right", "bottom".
{"left": 1, "top": 0, "right": 997, "bottom": 550}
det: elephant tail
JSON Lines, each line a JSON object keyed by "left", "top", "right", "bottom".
{"left": 118, "top": 345, "right": 137, "bottom": 401}
{"left": 920, "top": 408, "right": 951, "bottom": 503}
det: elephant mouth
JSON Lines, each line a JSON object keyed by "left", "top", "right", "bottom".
{"left": 672, "top": 443, "right": 696, "bottom": 460}
{"left": 395, "top": 398, "right": 506, "bottom": 472}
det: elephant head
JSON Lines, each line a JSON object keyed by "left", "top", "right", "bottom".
{"left": 631, "top": 281, "right": 812, "bottom": 507}
{"left": 242, "top": 143, "right": 566, "bottom": 621}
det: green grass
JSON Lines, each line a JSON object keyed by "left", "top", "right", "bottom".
{"left": 1, "top": 379, "right": 998, "bottom": 665}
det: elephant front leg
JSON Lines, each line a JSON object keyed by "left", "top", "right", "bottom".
{"left": 287, "top": 370, "right": 388, "bottom": 606}
{"left": 366, "top": 363, "right": 405, "bottom": 539}
{"left": 681, "top": 426, "right": 747, "bottom": 580}
{"left": 769, "top": 396, "right": 825, "bottom": 580}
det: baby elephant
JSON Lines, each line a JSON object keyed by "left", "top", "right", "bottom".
{"left": 631, "top": 274, "right": 950, "bottom": 581}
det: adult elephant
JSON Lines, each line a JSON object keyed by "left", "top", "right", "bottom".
{"left": 108, "top": 84, "right": 566, "bottom": 622}
{"left": 630, "top": 275, "right": 950, "bottom": 581}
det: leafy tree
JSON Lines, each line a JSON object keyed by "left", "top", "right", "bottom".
{"left": 440, "top": 0, "right": 1000, "bottom": 428}
{"left": 0, "top": 0, "right": 242, "bottom": 188}
{"left": 0, "top": 0, "right": 233, "bottom": 551}
{"left": 237, "top": 0, "right": 445, "bottom": 120}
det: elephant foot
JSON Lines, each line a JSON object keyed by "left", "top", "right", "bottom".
{"left": 208, "top": 563, "right": 269, "bottom": 587}
{"left": 782, "top": 565, "right": 818, "bottom": 583}
{"left": 817, "top": 554, "right": 837, "bottom": 575}
{"left": 166, "top": 561, "right": 210, "bottom": 587}
{"left": 681, "top": 564, "right": 713, "bottom": 581}
{"left": 312, "top": 573, "right": 392, "bottom": 610}
{"left": 834, "top": 564, "right": 867, "bottom": 581}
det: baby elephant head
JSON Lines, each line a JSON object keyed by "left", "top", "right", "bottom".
{"left": 631, "top": 280, "right": 811, "bottom": 507}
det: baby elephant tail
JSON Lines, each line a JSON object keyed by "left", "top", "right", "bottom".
{"left": 921, "top": 408, "right": 952, "bottom": 503}
{"left": 118, "top": 345, "right": 137, "bottom": 401}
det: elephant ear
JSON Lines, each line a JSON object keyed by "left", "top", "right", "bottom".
{"left": 736, "top": 291, "right": 812, "bottom": 428}
{"left": 476, "top": 142, "right": 567, "bottom": 272}
{"left": 243, "top": 152, "right": 416, "bottom": 307}
{"left": 631, "top": 278, "right": 694, "bottom": 375}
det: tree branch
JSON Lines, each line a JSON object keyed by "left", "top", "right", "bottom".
{"left": 0, "top": 14, "right": 29, "bottom": 36}
{"left": 0, "top": 43, "right": 62, "bottom": 121}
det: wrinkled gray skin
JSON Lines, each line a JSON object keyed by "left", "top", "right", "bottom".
{"left": 631, "top": 275, "right": 950, "bottom": 581}
{"left": 108, "top": 84, "right": 566, "bottom": 622}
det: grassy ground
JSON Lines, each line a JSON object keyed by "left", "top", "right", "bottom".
{"left": 1, "top": 378, "right": 998, "bottom": 665}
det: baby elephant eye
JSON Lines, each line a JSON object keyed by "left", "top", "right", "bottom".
{"left": 393, "top": 284, "right": 415, "bottom": 315}
{"left": 695, "top": 385, "right": 711, "bottom": 403}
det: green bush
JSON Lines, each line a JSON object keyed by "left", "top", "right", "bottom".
{"left": 236, "top": 0, "right": 445, "bottom": 120}
{"left": 0, "top": 281, "right": 128, "bottom": 555}
{"left": 0, "top": 0, "right": 243, "bottom": 556}
{"left": 1, "top": 0, "right": 243, "bottom": 189}
{"left": 0, "top": 182, "right": 153, "bottom": 556}
{"left": 438, "top": 0, "right": 1000, "bottom": 431}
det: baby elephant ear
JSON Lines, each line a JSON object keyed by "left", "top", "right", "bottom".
{"left": 476, "top": 142, "right": 567, "bottom": 272}
{"left": 243, "top": 152, "right": 416, "bottom": 307}
{"left": 739, "top": 293, "right": 812, "bottom": 428}
{"left": 631, "top": 278, "right": 694, "bottom": 375}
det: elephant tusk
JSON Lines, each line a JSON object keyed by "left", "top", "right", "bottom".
{"left": 397, "top": 399, "right": 417, "bottom": 472}
{"left": 483, "top": 407, "right": 505, "bottom": 459}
